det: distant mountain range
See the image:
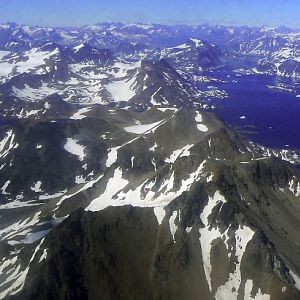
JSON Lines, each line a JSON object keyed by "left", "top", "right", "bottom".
{"left": 1, "top": 22, "right": 300, "bottom": 79}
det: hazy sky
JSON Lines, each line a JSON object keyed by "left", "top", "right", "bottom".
{"left": 0, "top": 0, "right": 299, "bottom": 28}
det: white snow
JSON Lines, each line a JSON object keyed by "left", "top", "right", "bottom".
{"left": 169, "top": 211, "right": 178, "bottom": 242}
{"left": 70, "top": 107, "right": 91, "bottom": 120}
{"left": 151, "top": 158, "right": 157, "bottom": 171}
{"left": 197, "top": 124, "right": 209, "bottom": 132}
{"left": 1, "top": 180, "right": 11, "bottom": 195}
{"left": 44, "top": 102, "right": 51, "bottom": 109}
{"left": 195, "top": 112, "right": 203, "bottom": 123}
{"left": 165, "top": 144, "right": 193, "bottom": 163}
{"left": 235, "top": 225, "right": 255, "bottom": 262}
{"left": 106, "top": 147, "right": 120, "bottom": 168}
{"left": 190, "top": 38, "right": 204, "bottom": 47}
{"left": 74, "top": 43, "right": 85, "bottom": 52}
{"left": 0, "top": 238, "right": 45, "bottom": 298}
{"left": 244, "top": 279, "right": 270, "bottom": 300}
{"left": 195, "top": 112, "right": 208, "bottom": 132}
{"left": 0, "top": 256, "right": 18, "bottom": 280}
{"left": 86, "top": 160, "right": 207, "bottom": 213}
{"left": 198, "top": 188, "right": 256, "bottom": 299}
{"left": 85, "top": 168, "right": 129, "bottom": 211}
{"left": 16, "top": 48, "right": 58, "bottom": 74}
{"left": 0, "top": 130, "right": 17, "bottom": 158}
{"left": 156, "top": 107, "right": 178, "bottom": 112}
{"left": 75, "top": 175, "right": 86, "bottom": 184}
{"left": 22, "top": 229, "right": 50, "bottom": 244}
{"left": 39, "top": 191, "right": 66, "bottom": 200}
{"left": 109, "top": 60, "right": 140, "bottom": 78}
{"left": 0, "top": 50, "right": 10, "bottom": 60}
{"left": 64, "top": 138, "right": 85, "bottom": 161}
{"left": 31, "top": 181, "right": 42, "bottom": 193}
{"left": 215, "top": 225, "right": 255, "bottom": 300}
{"left": 288, "top": 180, "right": 300, "bottom": 197}
{"left": 149, "top": 142, "right": 158, "bottom": 152}
{"left": 131, "top": 23, "right": 153, "bottom": 30}
{"left": 124, "top": 120, "right": 163, "bottom": 134}
{"left": 24, "top": 109, "right": 41, "bottom": 117}
{"left": 186, "top": 227, "right": 193, "bottom": 233}
{"left": 39, "top": 248, "right": 48, "bottom": 262}
{"left": 150, "top": 87, "right": 162, "bottom": 105}
{"left": 0, "top": 212, "right": 41, "bottom": 241}
{"left": 55, "top": 174, "right": 104, "bottom": 209}
{"left": 173, "top": 43, "right": 190, "bottom": 50}
{"left": 153, "top": 207, "right": 165, "bottom": 225}
{"left": 290, "top": 269, "right": 300, "bottom": 291}
{"left": 0, "top": 200, "right": 41, "bottom": 209}
{"left": 199, "top": 191, "right": 226, "bottom": 291}
{"left": 0, "top": 48, "right": 58, "bottom": 79}
{"left": 12, "top": 83, "right": 60, "bottom": 102}
{"left": 106, "top": 75, "right": 137, "bottom": 102}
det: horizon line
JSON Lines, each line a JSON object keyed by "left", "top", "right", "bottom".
{"left": 1, "top": 20, "right": 300, "bottom": 31}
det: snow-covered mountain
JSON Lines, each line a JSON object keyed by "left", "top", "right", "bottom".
{"left": 1, "top": 21, "right": 300, "bottom": 300}
{"left": 1, "top": 22, "right": 300, "bottom": 79}
{"left": 150, "top": 38, "right": 224, "bottom": 74}
{"left": 0, "top": 40, "right": 211, "bottom": 107}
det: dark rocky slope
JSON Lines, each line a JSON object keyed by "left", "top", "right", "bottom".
{"left": 1, "top": 107, "right": 300, "bottom": 300}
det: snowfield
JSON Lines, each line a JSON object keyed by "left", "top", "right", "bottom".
{"left": 124, "top": 120, "right": 163, "bottom": 134}
{"left": 64, "top": 138, "right": 85, "bottom": 161}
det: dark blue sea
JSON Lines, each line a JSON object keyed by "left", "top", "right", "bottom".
{"left": 200, "top": 72, "right": 300, "bottom": 150}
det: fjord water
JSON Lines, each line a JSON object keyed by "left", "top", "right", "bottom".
{"left": 205, "top": 73, "right": 300, "bottom": 149}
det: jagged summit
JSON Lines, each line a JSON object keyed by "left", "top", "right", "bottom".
{"left": 70, "top": 43, "right": 115, "bottom": 64}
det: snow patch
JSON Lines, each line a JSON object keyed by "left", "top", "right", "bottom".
{"left": 31, "top": 181, "right": 42, "bottom": 193}
{"left": 124, "top": 120, "right": 163, "bottom": 134}
{"left": 154, "top": 207, "right": 165, "bottom": 225}
{"left": 195, "top": 112, "right": 208, "bottom": 132}
{"left": 39, "top": 248, "right": 48, "bottom": 262}
{"left": 0, "top": 238, "right": 45, "bottom": 298}
{"left": 64, "top": 138, "right": 85, "bottom": 161}
{"left": 290, "top": 269, "right": 300, "bottom": 291}
{"left": 169, "top": 211, "right": 178, "bottom": 242}
{"left": 165, "top": 144, "right": 194, "bottom": 163}
{"left": 0, "top": 130, "right": 17, "bottom": 158}
{"left": 106, "top": 75, "right": 137, "bottom": 102}
{"left": 106, "top": 147, "right": 120, "bottom": 168}
{"left": 199, "top": 191, "right": 226, "bottom": 291}
{"left": 85, "top": 168, "right": 128, "bottom": 211}
{"left": 244, "top": 279, "right": 270, "bottom": 300}
{"left": 149, "top": 142, "right": 158, "bottom": 152}
{"left": 1, "top": 180, "right": 11, "bottom": 195}
{"left": 75, "top": 175, "right": 86, "bottom": 184}
{"left": 22, "top": 229, "right": 50, "bottom": 244}
{"left": 215, "top": 225, "right": 255, "bottom": 299}
{"left": 70, "top": 107, "right": 91, "bottom": 120}
{"left": 197, "top": 124, "right": 209, "bottom": 132}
